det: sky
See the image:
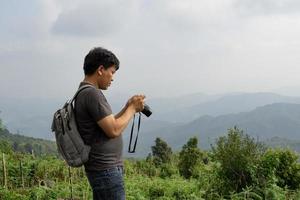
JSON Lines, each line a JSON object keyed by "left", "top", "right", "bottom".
{"left": 1, "top": 0, "right": 300, "bottom": 100}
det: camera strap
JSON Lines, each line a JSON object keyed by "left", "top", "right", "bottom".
{"left": 128, "top": 112, "right": 141, "bottom": 153}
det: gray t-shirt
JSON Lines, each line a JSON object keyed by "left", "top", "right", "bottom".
{"left": 75, "top": 82, "right": 123, "bottom": 171}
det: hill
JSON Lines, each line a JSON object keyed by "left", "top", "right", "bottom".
{"left": 127, "top": 103, "right": 300, "bottom": 157}
{"left": 2, "top": 92, "right": 300, "bottom": 140}
{"left": 264, "top": 137, "right": 300, "bottom": 152}
{"left": 154, "top": 92, "right": 300, "bottom": 123}
{"left": 0, "top": 126, "right": 57, "bottom": 156}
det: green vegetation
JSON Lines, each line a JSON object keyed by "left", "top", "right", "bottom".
{"left": 1, "top": 126, "right": 300, "bottom": 199}
{"left": 211, "top": 127, "right": 266, "bottom": 193}
{"left": 151, "top": 137, "right": 173, "bottom": 167}
{"left": 178, "top": 137, "right": 204, "bottom": 179}
{"left": 0, "top": 126, "right": 57, "bottom": 156}
{"left": 0, "top": 118, "right": 4, "bottom": 131}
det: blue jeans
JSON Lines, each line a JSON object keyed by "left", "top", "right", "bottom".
{"left": 86, "top": 166, "right": 125, "bottom": 200}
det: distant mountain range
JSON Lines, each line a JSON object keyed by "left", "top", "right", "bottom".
{"left": 124, "top": 103, "right": 300, "bottom": 157}
{"left": 0, "top": 97, "right": 62, "bottom": 140}
{"left": 1, "top": 92, "right": 300, "bottom": 158}
{"left": 149, "top": 92, "right": 300, "bottom": 123}
{"left": 264, "top": 137, "right": 300, "bottom": 152}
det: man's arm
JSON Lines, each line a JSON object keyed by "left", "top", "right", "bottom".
{"left": 97, "top": 95, "right": 145, "bottom": 138}
{"left": 114, "top": 104, "right": 128, "bottom": 119}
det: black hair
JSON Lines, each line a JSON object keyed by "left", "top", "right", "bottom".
{"left": 83, "top": 47, "right": 120, "bottom": 75}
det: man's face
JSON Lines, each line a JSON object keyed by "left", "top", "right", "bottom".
{"left": 97, "top": 65, "right": 116, "bottom": 90}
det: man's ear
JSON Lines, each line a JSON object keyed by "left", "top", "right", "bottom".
{"left": 97, "top": 65, "right": 105, "bottom": 76}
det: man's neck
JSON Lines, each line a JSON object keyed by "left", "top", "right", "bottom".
{"left": 83, "top": 77, "right": 98, "bottom": 88}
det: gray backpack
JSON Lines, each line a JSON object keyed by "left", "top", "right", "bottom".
{"left": 51, "top": 85, "right": 93, "bottom": 167}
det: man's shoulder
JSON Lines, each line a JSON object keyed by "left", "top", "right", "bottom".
{"left": 77, "top": 87, "right": 98, "bottom": 102}
{"left": 77, "top": 83, "right": 106, "bottom": 101}
{"left": 78, "top": 82, "right": 98, "bottom": 94}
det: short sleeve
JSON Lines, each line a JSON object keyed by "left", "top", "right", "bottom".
{"left": 85, "top": 88, "right": 112, "bottom": 122}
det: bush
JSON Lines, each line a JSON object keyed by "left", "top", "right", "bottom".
{"left": 149, "top": 184, "right": 165, "bottom": 199}
{"left": 0, "top": 188, "right": 24, "bottom": 200}
{"left": 160, "top": 163, "right": 178, "bottom": 179}
{"left": 0, "top": 140, "right": 13, "bottom": 154}
{"left": 132, "top": 159, "right": 158, "bottom": 177}
{"left": 211, "top": 127, "right": 265, "bottom": 193}
{"left": 151, "top": 138, "right": 172, "bottom": 167}
{"left": 178, "top": 137, "right": 203, "bottom": 179}
{"left": 29, "top": 187, "right": 57, "bottom": 200}
{"left": 259, "top": 148, "right": 300, "bottom": 189}
{"left": 172, "top": 186, "right": 199, "bottom": 200}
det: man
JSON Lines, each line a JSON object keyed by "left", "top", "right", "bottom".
{"left": 75, "top": 47, "right": 145, "bottom": 200}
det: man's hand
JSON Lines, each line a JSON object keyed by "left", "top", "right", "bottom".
{"left": 127, "top": 94, "right": 146, "bottom": 113}
{"left": 98, "top": 94, "right": 146, "bottom": 138}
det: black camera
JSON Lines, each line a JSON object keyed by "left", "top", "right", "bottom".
{"left": 141, "top": 104, "right": 152, "bottom": 117}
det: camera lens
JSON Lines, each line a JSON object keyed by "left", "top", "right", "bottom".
{"left": 141, "top": 104, "right": 152, "bottom": 117}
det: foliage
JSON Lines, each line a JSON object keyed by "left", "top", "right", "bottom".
{"left": 160, "top": 163, "right": 178, "bottom": 179}
{"left": 178, "top": 137, "right": 203, "bottom": 179}
{"left": 151, "top": 137, "right": 173, "bottom": 167}
{"left": 0, "top": 126, "right": 299, "bottom": 199}
{"left": 0, "top": 117, "right": 4, "bottom": 131}
{"left": 29, "top": 186, "right": 57, "bottom": 200}
{"left": 0, "top": 124, "right": 58, "bottom": 156}
{"left": 0, "top": 140, "right": 13, "bottom": 154}
{"left": 259, "top": 148, "right": 300, "bottom": 189}
{"left": 0, "top": 188, "right": 24, "bottom": 200}
{"left": 125, "top": 174, "right": 202, "bottom": 200}
{"left": 211, "top": 127, "right": 266, "bottom": 193}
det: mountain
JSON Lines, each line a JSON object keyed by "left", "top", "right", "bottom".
{"left": 127, "top": 103, "right": 300, "bottom": 157}
{"left": 0, "top": 92, "right": 224, "bottom": 139}
{"left": 0, "top": 127, "right": 57, "bottom": 156}
{"left": 0, "top": 97, "right": 63, "bottom": 140}
{"left": 154, "top": 93, "right": 300, "bottom": 123}
{"left": 2, "top": 101, "right": 300, "bottom": 159}
{"left": 144, "top": 93, "right": 222, "bottom": 114}
{"left": 1, "top": 92, "right": 300, "bottom": 152}
{"left": 264, "top": 137, "right": 300, "bottom": 152}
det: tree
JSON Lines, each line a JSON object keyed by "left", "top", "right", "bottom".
{"left": 0, "top": 116, "right": 4, "bottom": 131}
{"left": 151, "top": 138, "right": 172, "bottom": 167}
{"left": 12, "top": 142, "right": 20, "bottom": 152}
{"left": 211, "top": 127, "right": 265, "bottom": 192}
{"left": 178, "top": 137, "right": 203, "bottom": 179}
{"left": 24, "top": 143, "right": 33, "bottom": 154}
{"left": 0, "top": 140, "right": 12, "bottom": 154}
{"left": 259, "top": 148, "right": 300, "bottom": 190}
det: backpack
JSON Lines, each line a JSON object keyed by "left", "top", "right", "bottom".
{"left": 51, "top": 85, "right": 93, "bottom": 167}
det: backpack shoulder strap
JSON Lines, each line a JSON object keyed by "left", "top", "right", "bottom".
{"left": 70, "top": 84, "right": 95, "bottom": 103}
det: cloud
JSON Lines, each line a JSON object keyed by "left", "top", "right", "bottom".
{"left": 1, "top": 0, "right": 300, "bottom": 100}
{"left": 0, "top": 0, "right": 60, "bottom": 53}
{"left": 52, "top": 0, "right": 140, "bottom": 37}
{"left": 235, "top": 0, "right": 300, "bottom": 16}
{"left": 161, "top": 0, "right": 235, "bottom": 28}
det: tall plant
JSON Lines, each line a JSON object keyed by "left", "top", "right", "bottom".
{"left": 211, "top": 127, "right": 266, "bottom": 193}
{"left": 178, "top": 137, "right": 203, "bottom": 179}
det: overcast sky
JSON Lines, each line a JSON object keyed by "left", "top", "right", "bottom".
{"left": 1, "top": 0, "right": 300, "bottom": 100}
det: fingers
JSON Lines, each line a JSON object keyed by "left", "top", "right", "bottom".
{"left": 128, "top": 94, "right": 146, "bottom": 112}
{"left": 134, "top": 94, "right": 146, "bottom": 99}
{"left": 131, "top": 94, "right": 146, "bottom": 102}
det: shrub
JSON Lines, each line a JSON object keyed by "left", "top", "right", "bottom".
{"left": 0, "top": 188, "right": 24, "bottom": 200}
{"left": 160, "top": 163, "right": 178, "bottom": 178}
{"left": 149, "top": 185, "right": 165, "bottom": 199}
{"left": 178, "top": 137, "right": 203, "bottom": 179}
{"left": 259, "top": 148, "right": 300, "bottom": 190}
{"left": 151, "top": 138, "right": 172, "bottom": 167}
{"left": 211, "top": 127, "right": 265, "bottom": 193}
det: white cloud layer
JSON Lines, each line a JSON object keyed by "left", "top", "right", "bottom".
{"left": 1, "top": 0, "right": 300, "bottom": 100}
